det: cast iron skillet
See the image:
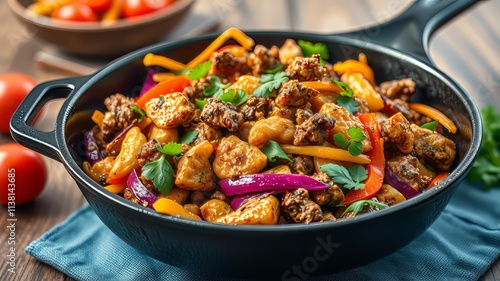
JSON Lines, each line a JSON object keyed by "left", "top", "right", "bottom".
{"left": 10, "top": 0, "right": 482, "bottom": 279}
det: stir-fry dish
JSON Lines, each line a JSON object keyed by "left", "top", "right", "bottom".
{"left": 83, "top": 28, "right": 457, "bottom": 225}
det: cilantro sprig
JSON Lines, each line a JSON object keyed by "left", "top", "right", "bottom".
{"left": 332, "top": 80, "right": 358, "bottom": 114}
{"left": 219, "top": 89, "right": 249, "bottom": 106}
{"left": 260, "top": 140, "right": 292, "bottom": 163}
{"left": 297, "top": 40, "right": 330, "bottom": 64}
{"left": 333, "top": 127, "right": 365, "bottom": 156}
{"left": 466, "top": 105, "right": 500, "bottom": 187}
{"left": 187, "top": 60, "right": 212, "bottom": 80}
{"left": 203, "top": 76, "right": 230, "bottom": 97}
{"left": 180, "top": 130, "right": 199, "bottom": 145}
{"left": 253, "top": 71, "right": 289, "bottom": 98}
{"left": 130, "top": 105, "right": 147, "bottom": 122}
{"left": 320, "top": 163, "right": 367, "bottom": 190}
{"left": 142, "top": 141, "right": 182, "bottom": 195}
{"left": 341, "top": 200, "right": 388, "bottom": 217}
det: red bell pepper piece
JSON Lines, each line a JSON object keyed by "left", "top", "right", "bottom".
{"left": 136, "top": 75, "right": 190, "bottom": 109}
{"left": 426, "top": 172, "right": 450, "bottom": 190}
{"left": 342, "top": 113, "right": 385, "bottom": 205}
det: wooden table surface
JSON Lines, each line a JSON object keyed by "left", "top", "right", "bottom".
{"left": 1, "top": 0, "right": 499, "bottom": 280}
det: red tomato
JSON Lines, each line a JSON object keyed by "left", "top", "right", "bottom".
{"left": 52, "top": 2, "right": 99, "bottom": 22}
{"left": 0, "top": 143, "right": 47, "bottom": 206}
{"left": 122, "top": 0, "right": 175, "bottom": 18}
{"left": 79, "top": 0, "right": 113, "bottom": 13}
{"left": 0, "top": 73, "right": 36, "bottom": 133}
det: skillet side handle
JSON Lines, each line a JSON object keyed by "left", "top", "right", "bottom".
{"left": 338, "top": 0, "right": 479, "bottom": 65}
{"left": 10, "top": 76, "right": 87, "bottom": 162}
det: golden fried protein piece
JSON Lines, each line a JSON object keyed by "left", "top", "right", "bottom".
{"left": 275, "top": 80, "right": 320, "bottom": 108}
{"left": 248, "top": 116, "right": 296, "bottom": 148}
{"left": 216, "top": 195, "right": 280, "bottom": 225}
{"left": 411, "top": 124, "right": 456, "bottom": 171}
{"left": 213, "top": 135, "right": 267, "bottom": 179}
{"left": 282, "top": 188, "right": 323, "bottom": 224}
{"left": 145, "top": 92, "right": 196, "bottom": 129}
{"left": 175, "top": 140, "right": 216, "bottom": 191}
{"left": 320, "top": 103, "right": 372, "bottom": 152}
{"left": 380, "top": 112, "right": 414, "bottom": 154}
{"left": 200, "top": 199, "right": 232, "bottom": 223}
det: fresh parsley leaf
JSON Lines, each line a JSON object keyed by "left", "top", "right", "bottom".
{"left": 331, "top": 80, "right": 357, "bottom": 113}
{"left": 187, "top": 60, "right": 212, "bottom": 80}
{"left": 254, "top": 72, "right": 289, "bottom": 98}
{"left": 466, "top": 105, "right": 500, "bottom": 187}
{"left": 260, "top": 140, "right": 292, "bottom": 163}
{"left": 297, "top": 40, "right": 330, "bottom": 60}
{"left": 142, "top": 155, "right": 175, "bottom": 195}
{"left": 333, "top": 127, "right": 365, "bottom": 156}
{"left": 195, "top": 98, "right": 207, "bottom": 110}
{"left": 203, "top": 76, "right": 230, "bottom": 97}
{"left": 265, "top": 65, "right": 284, "bottom": 74}
{"left": 341, "top": 200, "right": 388, "bottom": 217}
{"left": 336, "top": 96, "right": 358, "bottom": 114}
{"left": 219, "top": 89, "right": 249, "bottom": 106}
{"left": 130, "top": 105, "right": 147, "bottom": 122}
{"left": 320, "top": 163, "right": 367, "bottom": 190}
{"left": 180, "top": 130, "right": 199, "bottom": 145}
{"left": 157, "top": 141, "right": 183, "bottom": 156}
{"left": 421, "top": 120, "right": 439, "bottom": 131}
{"left": 332, "top": 80, "right": 354, "bottom": 97}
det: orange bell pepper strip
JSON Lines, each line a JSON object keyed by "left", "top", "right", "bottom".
{"left": 153, "top": 198, "right": 202, "bottom": 220}
{"left": 342, "top": 113, "right": 385, "bottom": 205}
{"left": 426, "top": 172, "right": 450, "bottom": 190}
{"left": 342, "top": 71, "right": 385, "bottom": 112}
{"left": 333, "top": 57, "right": 376, "bottom": 86}
{"left": 143, "top": 53, "right": 187, "bottom": 72}
{"left": 409, "top": 103, "right": 457, "bottom": 134}
{"left": 104, "top": 181, "right": 127, "bottom": 194}
{"left": 135, "top": 75, "right": 190, "bottom": 109}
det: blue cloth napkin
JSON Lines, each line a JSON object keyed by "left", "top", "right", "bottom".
{"left": 26, "top": 181, "right": 500, "bottom": 281}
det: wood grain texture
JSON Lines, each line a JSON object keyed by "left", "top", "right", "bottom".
{"left": 0, "top": 0, "right": 498, "bottom": 280}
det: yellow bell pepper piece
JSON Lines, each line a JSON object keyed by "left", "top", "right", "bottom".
{"left": 153, "top": 198, "right": 202, "bottom": 221}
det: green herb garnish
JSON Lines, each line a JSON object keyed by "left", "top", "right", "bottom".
{"left": 253, "top": 71, "right": 289, "bottom": 98}
{"left": 297, "top": 40, "right": 330, "bottom": 61}
{"left": 219, "top": 89, "right": 248, "bottom": 106}
{"left": 466, "top": 105, "right": 500, "bottom": 187}
{"left": 187, "top": 60, "right": 212, "bottom": 80}
{"left": 331, "top": 80, "right": 358, "bottom": 114}
{"left": 260, "top": 140, "right": 292, "bottom": 163}
{"left": 130, "top": 105, "right": 147, "bottom": 122}
{"left": 333, "top": 127, "right": 365, "bottom": 156}
{"left": 341, "top": 200, "right": 388, "bottom": 217}
{"left": 180, "top": 130, "right": 199, "bottom": 145}
{"left": 320, "top": 163, "right": 367, "bottom": 190}
{"left": 203, "top": 76, "right": 230, "bottom": 97}
{"left": 265, "top": 65, "right": 284, "bottom": 74}
{"left": 142, "top": 142, "right": 183, "bottom": 195}
{"left": 195, "top": 98, "right": 207, "bottom": 110}
{"left": 421, "top": 120, "right": 439, "bottom": 131}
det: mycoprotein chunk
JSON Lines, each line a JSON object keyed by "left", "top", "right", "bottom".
{"left": 411, "top": 124, "right": 456, "bottom": 171}
{"left": 213, "top": 135, "right": 267, "bottom": 179}
{"left": 320, "top": 103, "right": 372, "bottom": 152}
{"left": 200, "top": 98, "right": 244, "bottom": 132}
{"left": 101, "top": 93, "right": 138, "bottom": 142}
{"left": 144, "top": 92, "right": 196, "bottom": 129}
{"left": 216, "top": 195, "right": 280, "bottom": 225}
{"left": 275, "top": 80, "right": 320, "bottom": 108}
{"left": 282, "top": 188, "right": 323, "bottom": 224}
{"left": 293, "top": 113, "right": 335, "bottom": 146}
{"left": 175, "top": 140, "right": 216, "bottom": 191}
{"left": 380, "top": 112, "right": 414, "bottom": 154}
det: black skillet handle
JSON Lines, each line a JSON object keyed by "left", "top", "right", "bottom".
{"left": 10, "top": 76, "right": 88, "bottom": 161}
{"left": 338, "top": 0, "right": 479, "bottom": 65}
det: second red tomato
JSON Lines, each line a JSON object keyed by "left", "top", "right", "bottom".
{"left": 52, "top": 2, "right": 99, "bottom": 22}
{"left": 122, "top": 0, "right": 174, "bottom": 18}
